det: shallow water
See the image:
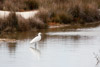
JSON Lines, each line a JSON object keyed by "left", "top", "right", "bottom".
{"left": 0, "top": 25, "right": 100, "bottom": 67}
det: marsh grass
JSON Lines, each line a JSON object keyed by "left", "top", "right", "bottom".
{"left": 37, "top": 0, "right": 100, "bottom": 24}
{"left": 1, "top": 0, "right": 39, "bottom": 11}
{"left": 1, "top": 0, "right": 100, "bottom": 23}
{"left": 0, "top": 12, "right": 47, "bottom": 32}
{"left": 0, "top": 0, "right": 100, "bottom": 32}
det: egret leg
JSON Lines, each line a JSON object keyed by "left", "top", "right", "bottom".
{"left": 35, "top": 43, "right": 37, "bottom": 49}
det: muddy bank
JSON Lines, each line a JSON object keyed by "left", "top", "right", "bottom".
{"left": 49, "top": 21, "right": 100, "bottom": 29}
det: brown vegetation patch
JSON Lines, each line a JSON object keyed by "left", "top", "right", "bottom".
{"left": 0, "top": 12, "right": 47, "bottom": 32}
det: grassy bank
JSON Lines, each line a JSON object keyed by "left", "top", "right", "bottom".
{"left": 0, "top": 0, "right": 100, "bottom": 32}
{"left": 0, "top": 0, "right": 39, "bottom": 11}
{"left": 37, "top": 0, "right": 100, "bottom": 24}
{"left": 0, "top": 12, "right": 47, "bottom": 32}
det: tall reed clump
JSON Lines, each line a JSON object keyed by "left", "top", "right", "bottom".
{"left": 36, "top": 0, "right": 73, "bottom": 24}
{"left": 17, "top": 17, "right": 46, "bottom": 31}
{"left": 25, "top": 0, "right": 39, "bottom": 10}
{"left": 2, "top": 0, "right": 39, "bottom": 11}
{"left": 1, "top": 0, "right": 100, "bottom": 33}
{"left": 0, "top": 18, "right": 5, "bottom": 31}
{"left": 67, "top": 0, "right": 100, "bottom": 23}
{"left": 35, "top": 8, "right": 50, "bottom": 24}
{"left": 0, "top": 12, "right": 47, "bottom": 32}
{"left": 49, "top": 11, "right": 73, "bottom": 24}
{"left": 37, "top": 0, "right": 100, "bottom": 24}
{"left": 0, "top": 12, "right": 18, "bottom": 32}
{"left": 28, "top": 18, "right": 46, "bottom": 29}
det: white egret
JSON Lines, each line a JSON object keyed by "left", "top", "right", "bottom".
{"left": 30, "top": 32, "right": 42, "bottom": 47}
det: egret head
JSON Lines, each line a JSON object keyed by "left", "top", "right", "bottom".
{"left": 38, "top": 32, "right": 42, "bottom": 35}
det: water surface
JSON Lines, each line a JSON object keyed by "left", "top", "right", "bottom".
{"left": 0, "top": 25, "right": 100, "bottom": 67}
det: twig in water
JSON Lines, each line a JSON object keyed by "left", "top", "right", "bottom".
{"left": 93, "top": 52, "right": 100, "bottom": 65}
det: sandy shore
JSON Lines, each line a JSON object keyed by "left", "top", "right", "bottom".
{"left": 0, "top": 10, "right": 38, "bottom": 19}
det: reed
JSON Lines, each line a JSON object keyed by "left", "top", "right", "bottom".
{"left": 0, "top": 12, "right": 47, "bottom": 32}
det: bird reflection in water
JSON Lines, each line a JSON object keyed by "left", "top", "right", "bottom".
{"left": 29, "top": 45, "right": 41, "bottom": 60}
{"left": 29, "top": 32, "right": 42, "bottom": 60}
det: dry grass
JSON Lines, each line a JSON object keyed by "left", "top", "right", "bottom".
{"left": 67, "top": 0, "right": 100, "bottom": 22}
{"left": 1, "top": 0, "right": 39, "bottom": 11}
{"left": 0, "top": 12, "right": 47, "bottom": 32}
{"left": 37, "top": 0, "right": 100, "bottom": 24}
{"left": 0, "top": 0, "right": 100, "bottom": 32}
{"left": 35, "top": 8, "right": 49, "bottom": 23}
{"left": 0, "top": 12, "right": 18, "bottom": 32}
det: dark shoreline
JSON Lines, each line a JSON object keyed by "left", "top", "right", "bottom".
{"left": 49, "top": 21, "right": 100, "bottom": 29}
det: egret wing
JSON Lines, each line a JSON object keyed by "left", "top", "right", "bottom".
{"left": 30, "top": 36, "right": 41, "bottom": 44}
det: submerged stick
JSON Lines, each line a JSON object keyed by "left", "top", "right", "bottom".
{"left": 93, "top": 52, "right": 100, "bottom": 65}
